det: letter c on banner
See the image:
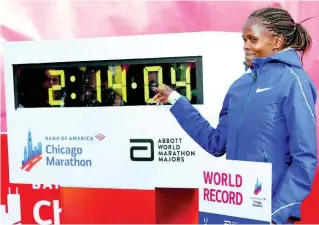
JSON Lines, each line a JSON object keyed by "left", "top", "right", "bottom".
{"left": 33, "top": 200, "right": 52, "bottom": 225}
{"left": 33, "top": 200, "right": 62, "bottom": 225}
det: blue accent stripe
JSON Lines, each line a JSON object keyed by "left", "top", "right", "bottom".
{"left": 199, "top": 211, "right": 269, "bottom": 224}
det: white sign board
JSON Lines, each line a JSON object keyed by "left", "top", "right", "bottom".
{"left": 4, "top": 32, "right": 245, "bottom": 189}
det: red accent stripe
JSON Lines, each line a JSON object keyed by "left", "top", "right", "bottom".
{"left": 21, "top": 155, "right": 42, "bottom": 172}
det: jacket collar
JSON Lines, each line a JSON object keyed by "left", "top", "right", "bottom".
{"left": 243, "top": 48, "right": 303, "bottom": 71}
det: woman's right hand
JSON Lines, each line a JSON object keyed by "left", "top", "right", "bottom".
{"left": 151, "top": 84, "right": 174, "bottom": 105}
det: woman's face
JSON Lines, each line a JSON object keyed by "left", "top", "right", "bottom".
{"left": 242, "top": 17, "right": 283, "bottom": 67}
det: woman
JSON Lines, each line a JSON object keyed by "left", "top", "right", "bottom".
{"left": 152, "top": 7, "right": 317, "bottom": 224}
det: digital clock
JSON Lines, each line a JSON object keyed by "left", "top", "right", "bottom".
{"left": 14, "top": 56, "right": 203, "bottom": 108}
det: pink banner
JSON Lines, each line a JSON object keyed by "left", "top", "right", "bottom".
{"left": 1, "top": 1, "right": 319, "bottom": 224}
{"left": 1, "top": 1, "right": 319, "bottom": 132}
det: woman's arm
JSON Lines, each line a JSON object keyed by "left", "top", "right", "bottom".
{"left": 169, "top": 91, "right": 229, "bottom": 157}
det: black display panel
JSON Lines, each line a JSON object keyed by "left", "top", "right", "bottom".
{"left": 14, "top": 56, "right": 203, "bottom": 108}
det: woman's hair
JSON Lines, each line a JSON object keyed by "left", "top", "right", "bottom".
{"left": 249, "top": 7, "right": 313, "bottom": 56}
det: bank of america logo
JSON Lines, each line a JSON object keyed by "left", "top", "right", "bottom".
{"left": 21, "top": 131, "right": 42, "bottom": 172}
{"left": 254, "top": 178, "right": 262, "bottom": 195}
{"left": 95, "top": 133, "right": 105, "bottom": 141}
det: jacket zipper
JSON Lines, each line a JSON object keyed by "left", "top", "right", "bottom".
{"left": 234, "top": 71, "right": 258, "bottom": 159}
{"left": 262, "top": 149, "right": 268, "bottom": 162}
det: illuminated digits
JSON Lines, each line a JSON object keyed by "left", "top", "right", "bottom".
{"left": 48, "top": 70, "right": 65, "bottom": 106}
{"left": 143, "top": 66, "right": 163, "bottom": 104}
{"left": 107, "top": 66, "right": 127, "bottom": 102}
{"left": 170, "top": 64, "right": 191, "bottom": 100}
{"left": 96, "top": 70, "right": 101, "bottom": 103}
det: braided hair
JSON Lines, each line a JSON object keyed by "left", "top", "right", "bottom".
{"left": 249, "top": 7, "right": 313, "bottom": 57}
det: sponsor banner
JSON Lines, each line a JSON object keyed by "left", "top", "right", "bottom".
{"left": 5, "top": 32, "right": 244, "bottom": 189}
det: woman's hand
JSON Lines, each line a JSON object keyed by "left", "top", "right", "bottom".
{"left": 151, "top": 84, "right": 174, "bottom": 105}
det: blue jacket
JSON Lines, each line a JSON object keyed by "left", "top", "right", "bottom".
{"left": 170, "top": 49, "right": 318, "bottom": 224}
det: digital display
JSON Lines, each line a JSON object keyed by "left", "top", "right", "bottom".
{"left": 14, "top": 56, "right": 203, "bottom": 108}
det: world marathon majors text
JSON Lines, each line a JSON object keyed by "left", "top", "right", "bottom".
{"left": 157, "top": 138, "right": 195, "bottom": 162}
{"left": 44, "top": 136, "right": 93, "bottom": 167}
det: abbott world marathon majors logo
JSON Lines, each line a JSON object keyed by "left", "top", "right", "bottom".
{"left": 21, "top": 130, "right": 105, "bottom": 172}
{"left": 130, "top": 137, "right": 195, "bottom": 162}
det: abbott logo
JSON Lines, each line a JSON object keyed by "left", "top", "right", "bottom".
{"left": 130, "top": 139, "right": 154, "bottom": 161}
